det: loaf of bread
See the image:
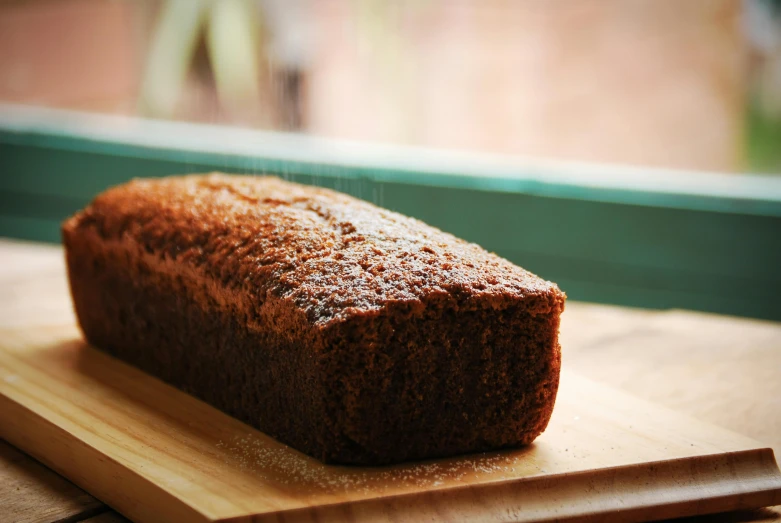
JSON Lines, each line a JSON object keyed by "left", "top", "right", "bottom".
{"left": 62, "top": 173, "right": 565, "bottom": 465}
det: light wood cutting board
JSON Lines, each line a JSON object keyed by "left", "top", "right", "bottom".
{"left": 1, "top": 324, "right": 780, "bottom": 523}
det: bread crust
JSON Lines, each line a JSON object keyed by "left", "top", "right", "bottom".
{"left": 62, "top": 173, "right": 565, "bottom": 465}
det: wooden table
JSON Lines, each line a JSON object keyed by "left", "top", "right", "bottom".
{"left": 1, "top": 238, "right": 779, "bottom": 523}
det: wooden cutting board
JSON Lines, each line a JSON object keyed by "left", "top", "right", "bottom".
{"left": 1, "top": 324, "right": 780, "bottom": 523}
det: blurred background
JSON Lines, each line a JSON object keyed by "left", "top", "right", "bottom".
{"left": 1, "top": 0, "right": 780, "bottom": 319}
{"left": 1, "top": 0, "right": 780, "bottom": 171}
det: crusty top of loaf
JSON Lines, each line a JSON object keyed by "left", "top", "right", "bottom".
{"left": 68, "top": 173, "right": 564, "bottom": 325}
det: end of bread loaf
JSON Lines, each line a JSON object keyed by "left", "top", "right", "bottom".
{"left": 314, "top": 292, "right": 564, "bottom": 464}
{"left": 63, "top": 173, "right": 565, "bottom": 465}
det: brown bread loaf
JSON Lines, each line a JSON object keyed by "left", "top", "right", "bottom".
{"left": 62, "top": 173, "right": 565, "bottom": 465}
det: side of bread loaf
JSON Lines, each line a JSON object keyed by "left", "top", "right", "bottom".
{"left": 62, "top": 173, "right": 565, "bottom": 465}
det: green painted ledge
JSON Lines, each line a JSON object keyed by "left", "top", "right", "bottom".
{"left": 2, "top": 104, "right": 781, "bottom": 320}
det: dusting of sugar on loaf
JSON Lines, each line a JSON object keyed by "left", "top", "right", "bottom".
{"left": 85, "top": 173, "right": 563, "bottom": 326}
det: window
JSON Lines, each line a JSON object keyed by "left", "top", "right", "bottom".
{"left": 1, "top": 0, "right": 780, "bottom": 319}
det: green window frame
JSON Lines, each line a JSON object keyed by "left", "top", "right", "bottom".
{"left": 2, "top": 104, "right": 780, "bottom": 320}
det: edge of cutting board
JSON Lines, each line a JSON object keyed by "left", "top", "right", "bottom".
{"left": 2, "top": 325, "right": 781, "bottom": 523}
{"left": 248, "top": 450, "right": 781, "bottom": 523}
{"left": 4, "top": 391, "right": 781, "bottom": 523}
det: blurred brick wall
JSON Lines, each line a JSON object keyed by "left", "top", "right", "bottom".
{"left": 0, "top": 0, "right": 149, "bottom": 113}
{"left": 307, "top": 0, "right": 745, "bottom": 172}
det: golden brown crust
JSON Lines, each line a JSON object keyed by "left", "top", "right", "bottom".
{"left": 63, "top": 173, "right": 565, "bottom": 464}
{"left": 70, "top": 173, "right": 563, "bottom": 325}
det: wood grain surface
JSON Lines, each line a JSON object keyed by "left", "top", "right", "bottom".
{"left": 1, "top": 239, "right": 781, "bottom": 522}
{"left": 0, "top": 439, "right": 105, "bottom": 523}
{"left": 560, "top": 304, "right": 781, "bottom": 456}
{"left": 2, "top": 324, "right": 781, "bottom": 522}
{"left": 79, "top": 513, "right": 131, "bottom": 523}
